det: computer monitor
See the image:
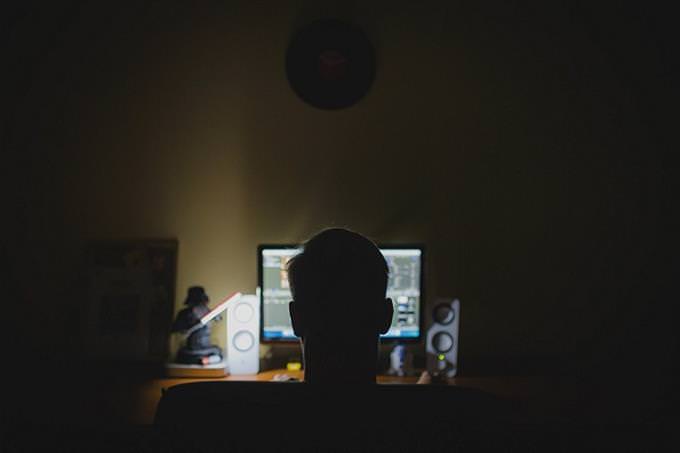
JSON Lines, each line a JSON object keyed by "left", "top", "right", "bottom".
{"left": 258, "top": 244, "right": 424, "bottom": 342}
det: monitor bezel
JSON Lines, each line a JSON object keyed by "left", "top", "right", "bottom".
{"left": 258, "top": 243, "right": 425, "bottom": 344}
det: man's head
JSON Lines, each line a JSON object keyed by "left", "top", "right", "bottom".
{"left": 287, "top": 228, "right": 393, "bottom": 381}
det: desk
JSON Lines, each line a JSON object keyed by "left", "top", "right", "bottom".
{"left": 132, "top": 369, "right": 549, "bottom": 424}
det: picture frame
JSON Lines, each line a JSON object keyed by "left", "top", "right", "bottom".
{"left": 84, "top": 239, "right": 178, "bottom": 362}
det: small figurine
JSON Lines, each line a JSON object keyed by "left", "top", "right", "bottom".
{"left": 171, "top": 286, "right": 223, "bottom": 365}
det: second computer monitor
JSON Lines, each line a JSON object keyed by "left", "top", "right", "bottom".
{"left": 259, "top": 245, "right": 423, "bottom": 342}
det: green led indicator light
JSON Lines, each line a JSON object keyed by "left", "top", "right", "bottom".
{"left": 438, "top": 354, "right": 445, "bottom": 361}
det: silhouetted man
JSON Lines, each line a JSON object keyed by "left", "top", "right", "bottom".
{"left": 287, "top": 228, "right": 394, "bottom": 384}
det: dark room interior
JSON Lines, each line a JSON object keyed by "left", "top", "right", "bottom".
{"left": 1, "top": 1, "right": 676, "bottom": 451}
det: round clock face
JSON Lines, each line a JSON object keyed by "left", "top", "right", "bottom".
{"left": 286, "top": 19, "right": 376, "bottom": 110}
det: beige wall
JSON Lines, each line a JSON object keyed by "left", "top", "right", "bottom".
{"left": 2, "top": 2, "right": 671, "bottom": 373}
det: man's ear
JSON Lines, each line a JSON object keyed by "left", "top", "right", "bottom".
{"left": 289, "top": 301, "right": 303, "bottom": 337}
{"left": 378, "top": 298, "right": 394, "bottom": 334}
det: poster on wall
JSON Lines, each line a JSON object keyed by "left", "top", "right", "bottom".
{"left": 85, "top": 239, "right": 177, "bottom": 362}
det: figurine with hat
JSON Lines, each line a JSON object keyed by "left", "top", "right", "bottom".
{"left": 171, "top": 286, "right": 223, "bottom": 365}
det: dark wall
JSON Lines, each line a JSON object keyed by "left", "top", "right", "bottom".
{"left": 1, "top": 0, "right": 675, "bottom": 419}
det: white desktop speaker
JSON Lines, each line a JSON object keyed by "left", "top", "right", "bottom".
{"left": 426, "top": 298, "right": 460, "bottom": 377}
{"left": 226, "top": 294, "right": 260, "bottom": 375}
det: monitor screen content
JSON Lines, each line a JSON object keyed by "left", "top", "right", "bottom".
{"left": 259, "top": 246, "right": 423, "bottom": 341}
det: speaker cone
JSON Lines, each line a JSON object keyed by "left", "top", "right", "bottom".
{"left": 234, "top": 303, "right": 254, "bottom": 323}
{"left": 432, "top": 332, "right": 454, "bottom": 352}
{"left": 233, "top": 330, "right": 255, "bottom": 352}
{"left": 433, "top": 303, "right": 455, "bottom": 325}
